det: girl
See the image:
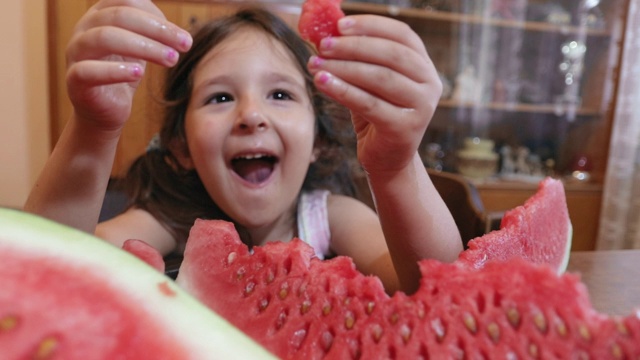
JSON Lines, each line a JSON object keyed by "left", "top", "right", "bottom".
{"left": 25, "top": 0, "right": 462, "bottom": 294}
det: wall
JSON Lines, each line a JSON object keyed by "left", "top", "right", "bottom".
{"left": 0, "top": 0, "right": 49, "bottom": 208}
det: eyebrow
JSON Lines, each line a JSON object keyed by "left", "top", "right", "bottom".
{"left": 193, "top": 72, "right": 306, "bottom": 94}
{"left": 264, "top": 72, "right": 306, "bottom": 90}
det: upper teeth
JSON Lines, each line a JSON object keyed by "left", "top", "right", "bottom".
{"left": 237, "top": 154, "right": 268, "bottom": 160}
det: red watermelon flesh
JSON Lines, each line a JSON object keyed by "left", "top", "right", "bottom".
{"left": 176, "top": 219, "right": 640, "bottom": 359}
{"left": 298, "top": 0, "right": 344, "bottom": 49}
{"left": 122, "top": 238, "right": 165, "bottom": 273}
{"left": 1, "top": 253, "right": 187, "bottom": 359}
{"left": 458, "top": 177, "right": 573, "bottom": 273}
{"left": 0, "top": 208, "right": 275, "bottom": 360}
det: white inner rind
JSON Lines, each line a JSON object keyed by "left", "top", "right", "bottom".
{"left": 558, "top": 222, "right": 574, "bottom": 274}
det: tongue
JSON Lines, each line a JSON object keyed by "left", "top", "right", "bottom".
{"left": 233, "top": 159, "right": 273, "bottom": 184}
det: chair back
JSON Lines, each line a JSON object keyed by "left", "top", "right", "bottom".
{"left": 427, "top": 169, "right": 487, "bottom": 247}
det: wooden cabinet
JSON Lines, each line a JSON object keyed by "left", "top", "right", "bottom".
{"left": 48, "top": 1, "right": 630, "bottom": 250}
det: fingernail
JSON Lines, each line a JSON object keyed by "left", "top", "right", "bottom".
{"left": 320, "top": 37, "right": 335, "bottom": 51}
{"left": 165, "top": 48, "right": 178, "bottom": 62}
{"left": 317, "top": 71, "right": 332, "bottom": 85}
{"left": 338, "top": 18, "right": 354, "bottom": 31}
{"left": 309, "top": 56, "right": 324, "bottom": 68}
{"left": 131, "top": 65, "right": 143, "bottom": 77}
{"left": 121, "top": 64, "right": 143, "bottom": 78}
{"left": 179, "top": 31, "right": 193, "bottom": 49}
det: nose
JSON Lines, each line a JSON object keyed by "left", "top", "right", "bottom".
{"left": 236, "top": 98, "right": 268, "bottom": 132}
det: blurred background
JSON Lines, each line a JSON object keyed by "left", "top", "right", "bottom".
{"left": 0, "top": 0, "right": 49, "bottom": 209}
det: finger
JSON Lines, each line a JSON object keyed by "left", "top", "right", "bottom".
{"left": 67, "top": 26, "right": 181, "bottom": 68}
{"left": 89, "top": 0, "right": 165, "bottom": 17}
{"left": 317, "top": 35, "right": 435, "bottom": 84}
{"left": 310, "top": 56, "right": 437, "bottom": 110}
{"left": 67, "top": 61, "right": 145, "bottom": 88}
{"left": 313, "top": 70, "right": 408, "bottom": 127}
{"left": 337, "top": 15, "right": 427, "bottom": 58}
{"left": 77, "top": 4, "right": 191, "bottom": 53}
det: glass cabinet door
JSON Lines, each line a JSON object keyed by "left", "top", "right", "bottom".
{"left": 343, "top": 0, "right": 626, "bottom": 187}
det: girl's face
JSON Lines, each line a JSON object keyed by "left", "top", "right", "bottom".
{"left": 183, "top": 27, "right": 316, "bottom": 236}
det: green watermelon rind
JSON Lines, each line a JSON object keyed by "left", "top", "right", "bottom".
{"left": 0, "top": 207, "right": 275, "bottom": 359}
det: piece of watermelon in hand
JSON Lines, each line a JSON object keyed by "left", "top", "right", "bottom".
{"left": 298, "top": 0, "right": 345, "bottom": 49}
{"left": 122, "top": 238, "right": 165, "bottom": 273}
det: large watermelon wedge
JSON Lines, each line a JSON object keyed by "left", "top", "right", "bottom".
{"left": 174, "top": 177, "right": 639, "bottom": 358}
{"left": 459, "top": 177, "right": 573, "bottom": 273}
{"left": 0, "top": 208, "right": 275, "bottom": 359}
{"left": 177, "top": 219, "right": 640, "bottom": 359}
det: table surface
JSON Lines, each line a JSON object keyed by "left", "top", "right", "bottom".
{"left": 567, "top": 249, "right": 640, "bottom": 316}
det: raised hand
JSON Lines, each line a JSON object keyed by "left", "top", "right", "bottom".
{"left": 308, "top": 15, "right": 442, "bottom": 175}
{"left": 23, "top": 0, "right": 191, "bottom": 234}
{"left": 307, "top": 15, "right": 460, "bottom": 293}
{"left": 65, "top": 0, "right": 192, "bottom": 131}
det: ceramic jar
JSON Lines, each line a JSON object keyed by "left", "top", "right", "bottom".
{"left": 456, "top": 137, "right": 499, "bottom": 179}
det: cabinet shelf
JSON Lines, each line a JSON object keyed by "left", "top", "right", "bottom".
{"left": 475, "top": 178, "right": 603, "bottom": 192}
{"left": 342, "top": 2, "right": 612, "bottom": 36}
{"left": 438, "top": 99, "right": 601, "bottom": 117}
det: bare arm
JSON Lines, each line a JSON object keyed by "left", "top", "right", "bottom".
{"left": 327, "top": 195, "right": 400, "bottom": 293}
{"left": 366, "top": 154, "right": 463, "bottom": 293}
{"left": 96, "top": 208, "right": 177, "bottom": 254}
{"left": 24, "top": 0, "right": 191, "bottom": 236}
{"left": 24, "top": 116, "right": 122, "bottom": 233}
{"left": 309, "top": 15, "right": 462, "bottom": 293}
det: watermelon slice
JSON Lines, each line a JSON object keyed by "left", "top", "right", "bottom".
{"left": 122, "top": 238, "right": 166, "bottom": 273}
{"left": 298, "top": 0, "right": 344, "bottom": 49}
{"left": 458, "top": 177, "right": 573, "bottom": 273}
{"left": 177, "top": 219, "right": 640, "bottom": 359}
{"left": 0, "top": 208, "right": 275, "bottom": 359}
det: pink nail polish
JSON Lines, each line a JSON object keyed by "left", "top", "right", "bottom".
{"left": 338, "top": 18, "right": 354, "bottom": 31}
{"left": 165, "top": 49, "right": 178, "bottom": 62}
{"left": 320, "top": 37, "right": 334, "bottom": 50}
{"left": 318, "top": 71, "right": 332, "bottom": 85}
{"left": 310, "top": 56, "right": 324, "bottom": 68}
{"left": 132, "top": 65, "right": 143, "bottom": 77}
{"left": 179, "top": 32, "right": 193, "bottom": 49}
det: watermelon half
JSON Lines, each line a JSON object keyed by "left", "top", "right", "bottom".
{"left": 177, "top": 220, "right": 640, "bottom": 359}
{"left": 173, "top": 177, "right": 639, "bottom": 358}
{"left": 0, "top": 208, "right": 274, "bottom": 359}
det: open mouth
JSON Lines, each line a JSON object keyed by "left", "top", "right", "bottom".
{"left": 231, "top": 154, "right": 278, "bottom": 184}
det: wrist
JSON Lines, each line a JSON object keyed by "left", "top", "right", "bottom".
{"left": 68, "top": 112, "right": 124, "bottom": 145}
{"left": 365, "top": 153, "right": 422, "bottom": 189}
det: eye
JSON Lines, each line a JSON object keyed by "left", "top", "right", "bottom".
{"left": 271, "top": 90, "right": 294, "bottom": 101}
{"left": 206, "top": 92, "right": 234, "bottom": 104}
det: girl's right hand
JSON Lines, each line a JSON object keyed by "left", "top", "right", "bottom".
{"left": 65, "top": 0, "right": 192, "bottom": 132}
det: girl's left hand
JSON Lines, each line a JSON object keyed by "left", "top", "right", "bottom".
{"left": 308, "top": 15, "right": 442, "bottom": 175}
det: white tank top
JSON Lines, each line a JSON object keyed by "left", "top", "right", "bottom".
{"left": 296, "top": 189, "right": 331, "bottom": 259}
